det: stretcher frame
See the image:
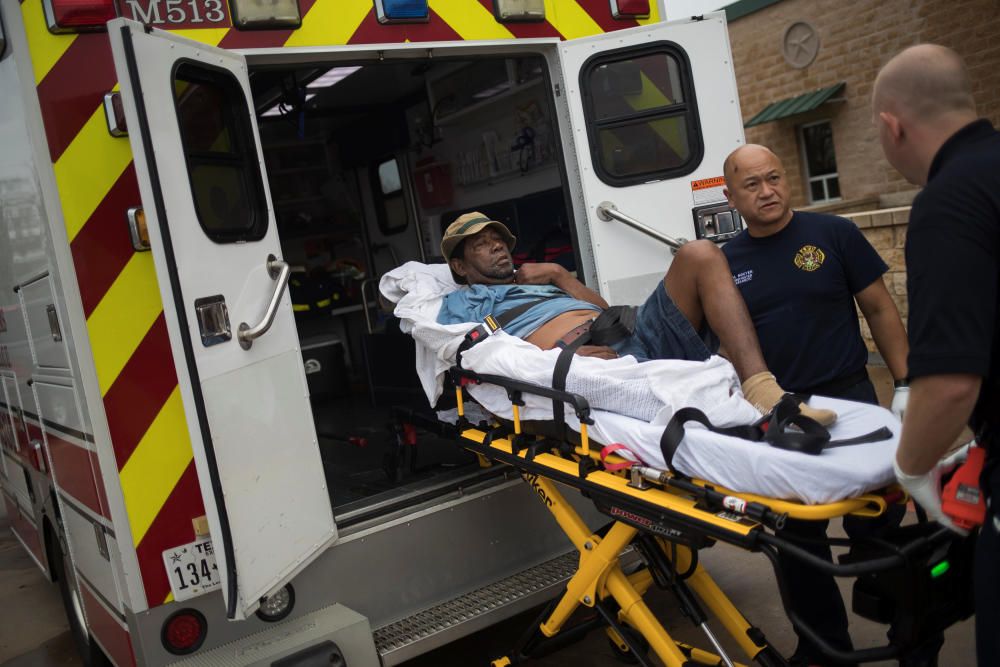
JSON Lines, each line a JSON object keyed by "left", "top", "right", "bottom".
{"left": 442, "top": 367, "right": 965, "bottom": 667}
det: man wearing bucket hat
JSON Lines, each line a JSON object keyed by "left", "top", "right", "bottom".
{"left": 437, "top": 211, "right": 837, "bottom": 425}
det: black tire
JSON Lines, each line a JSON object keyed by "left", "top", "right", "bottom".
{"left": 52, "top": 527, "right": 112, "bottom": 667}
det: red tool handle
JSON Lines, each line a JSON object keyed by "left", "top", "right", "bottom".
{"left": 942, "top": 445, "right": 987, "bottom": 530}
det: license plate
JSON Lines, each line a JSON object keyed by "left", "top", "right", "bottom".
{"left": 162, "top": 537, "right": 221, "bottom": 602}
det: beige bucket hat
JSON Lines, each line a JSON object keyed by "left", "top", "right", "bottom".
{"left": 440, "top": 212, "right": 516, "bottom": 261}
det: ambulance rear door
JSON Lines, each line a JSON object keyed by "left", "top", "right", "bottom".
{"left": 107, "top": 18, "right": 336, "bottom": 620}
{"left": 557, "top": 12, "right": 744, "bottom": 305}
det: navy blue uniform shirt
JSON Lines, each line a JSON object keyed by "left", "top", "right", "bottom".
{"left": 905, "top": 119, "right": 1000, "bottom": 435}
{"left": 723, "top": 211, "right": 887, "bottom": 392}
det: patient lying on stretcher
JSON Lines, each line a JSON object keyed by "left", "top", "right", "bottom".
{"left": 436, "top": 212, "right": 836, "bottom": 425}
{"left": 379, "top": 251, "right": 902, "bottom": 504}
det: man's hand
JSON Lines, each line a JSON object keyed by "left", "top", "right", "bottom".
{"left": 516, "top": 263, "right": 609, "bottom": 309}
{"left": 575, "top": 345, "right": 618, "bottom": 360}
{"left": 893, "top": 458, "right": 968, "bottom": 535}
{"left": 514, "top": 263, "right": 565, "bottom": 286}
{"left": 891, "top": 385, "right": 909, "bottom": 419}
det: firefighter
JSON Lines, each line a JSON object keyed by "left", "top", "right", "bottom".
{"left": 722, "top": 145, "right": 914, "bottom": 667}
{"left": 874, "top": 43, "right": 1000, "bottom": 667}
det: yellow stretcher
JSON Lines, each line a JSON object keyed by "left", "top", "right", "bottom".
{"left": 440, "top": 367, "right": 976, "bottom": 667}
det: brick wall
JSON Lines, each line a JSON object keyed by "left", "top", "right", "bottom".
{"left": 843, "top": 208, "right": 910, "bottom": 351}
{"left": 728, "top": 0, "right": 1000, "bottom": 210}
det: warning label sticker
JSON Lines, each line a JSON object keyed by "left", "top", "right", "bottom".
{"left": 691, "top": 176, "right": 727, "bottom": 206}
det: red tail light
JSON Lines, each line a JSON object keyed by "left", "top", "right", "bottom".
{"left": 43, "top": 0, "right": 117, "bottom": 33}
{"left": 161, "top": 609, "right": 207, "bottom": 655}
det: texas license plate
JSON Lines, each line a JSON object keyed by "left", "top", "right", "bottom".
{"left": 162, "top": 537, "right": 221, "bottom": 602}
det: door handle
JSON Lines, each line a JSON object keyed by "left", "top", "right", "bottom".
{"left": 237, "top": 254, "right": 291, "bottom": 351}
{"left": 31, "top": 439, "right": 47, "bottom": 474}
{"left": 596, "top": 201, "right": 687, "bottom": 251}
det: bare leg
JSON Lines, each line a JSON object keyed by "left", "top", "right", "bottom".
{"left": 663, "top": 240, "right": 766, "bottom": 381}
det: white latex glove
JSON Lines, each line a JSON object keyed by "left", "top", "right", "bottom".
{"left": 893, "top": 458, "right": 968, "bottom": 535}
{"left": 890, "top": 385, "right": 909, "bottom": 420}
{"left": 938, "top": 441, "right": 973, "bottom": 474}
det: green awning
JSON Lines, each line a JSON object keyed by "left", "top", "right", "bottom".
{"left": 744, "top": 82, "right": 846, "bottom": 128}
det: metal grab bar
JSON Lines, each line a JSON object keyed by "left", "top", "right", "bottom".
{"left": 596, "top": 201, "right": 687, "bottom": 251}
{"left": 238, "top": 254, "right": 291, "bottom": 350}
{"left": 360, "top": 277, "right": 379, "bottom": 334}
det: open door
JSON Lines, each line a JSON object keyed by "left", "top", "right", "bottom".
{"left": 107, "top": 19, "right": 336, "bottom": 620}
{"left": 558, "top": 12, "right": 745, "bottom": 305}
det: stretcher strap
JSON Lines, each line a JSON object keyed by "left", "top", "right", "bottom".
{"left": 551, "top": 333, "right": 590, "bottom": 448}
{"left": 456, "top": 297, "right": 559, "bottom": 366}
{"left": 660, "top": 398, "right": 894, "bottom": 470}
{"left": 600, "top": 443, "right": 646, "bottom": 471}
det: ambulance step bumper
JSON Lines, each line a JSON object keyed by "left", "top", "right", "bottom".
{"left": 374, "top": 551, "right": 579, "bottom": 666}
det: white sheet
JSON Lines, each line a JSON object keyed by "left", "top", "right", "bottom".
{"left": 383, "top": 262, "right": 899, "bottom": 504}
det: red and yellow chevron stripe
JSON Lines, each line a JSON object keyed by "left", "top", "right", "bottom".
{"left": 22, "top": 0, "right": 661, "bottom": 611}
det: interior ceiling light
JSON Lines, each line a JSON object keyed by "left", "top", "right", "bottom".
{"left": 229, "top": 0, "right": 301, "bottom": 30}
{"left": 307, "top": 66, "right": 363, "bottom": 88}
{"left": 374, "top": 0, "right": 429, "bottom": 24}
{"left": 610, "top": 0, "right": 651, "bottom": 19}
{"left": 492, "top": 0, "right": 545, "bottom": 22}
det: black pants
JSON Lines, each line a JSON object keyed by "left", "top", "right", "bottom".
{"left": 777, "top": 375, "right": 939, "bottom": 666}
{"left": 976, "top": 457, "right": 1000, "bottom": 666}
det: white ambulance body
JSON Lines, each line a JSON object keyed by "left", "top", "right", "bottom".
{"left": 0, "top": 1, "right": 746, "bottom": 664}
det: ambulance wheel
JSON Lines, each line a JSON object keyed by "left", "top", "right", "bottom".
{"left": 52, "top": 525, "right": 112, "bottom": 667}
{"left": 606, "top": 626, "right": 649, "bottom": 664}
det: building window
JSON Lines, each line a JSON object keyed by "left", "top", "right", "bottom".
{"left": 800, "top": 121, "right": 840, "bottom": 203}
{"left": 173, "top": 63, "right": 268, "bottom": 244}
{"left": 581, "top": 43, "right": 703, "bottom": 187}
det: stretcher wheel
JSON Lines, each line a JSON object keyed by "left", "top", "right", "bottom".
{"left": 605, "top": 626, "right": 649, "bottom": 664}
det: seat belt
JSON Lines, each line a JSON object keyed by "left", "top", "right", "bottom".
{"left": 659, "top": 396, "right": 893, "bottom": 474}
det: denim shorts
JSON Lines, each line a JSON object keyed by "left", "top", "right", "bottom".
{"left": 611, "top": 283, "right": 713, "bottom": 363}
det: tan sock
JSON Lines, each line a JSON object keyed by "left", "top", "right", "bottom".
{"left": 741, "top": 371, "right": 837, "bottom": 426}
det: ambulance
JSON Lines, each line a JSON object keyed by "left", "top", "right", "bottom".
{"left": 0, "top": 0, "right": 747, "bottom": 664}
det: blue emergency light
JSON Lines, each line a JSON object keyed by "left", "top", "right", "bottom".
{"left": 374, "top": 0, "right": 429, "bottom": 23}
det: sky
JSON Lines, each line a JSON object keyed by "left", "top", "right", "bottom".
{"left": 664, "top": 0, "right": 736, "bottom": 20}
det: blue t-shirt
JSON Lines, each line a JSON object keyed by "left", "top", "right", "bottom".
{"left": 722, "top": 211, "right": 888, "bottom": 392}
{"left": 437, "top": 284, "right": 600, "bottom": 338}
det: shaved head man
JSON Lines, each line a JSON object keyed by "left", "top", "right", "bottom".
{"left": 723, "top": 144, "right": 793, "bottom": 234}
{"left": 873, "top": 44, "right": 977, "bottom": 185}
{"left": 875, "top": 45, "right": 1000, "bottom": 667}
{"left": 721, "top": 143, "right": 913, "bottom": 666}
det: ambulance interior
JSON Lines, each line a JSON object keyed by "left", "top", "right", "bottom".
{"left": 248, "top": 54, "right": 578, "bottom": 522}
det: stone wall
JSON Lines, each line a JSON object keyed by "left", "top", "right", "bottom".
{"left": 728, "top": 0, "right": 1000, "bottom": 210}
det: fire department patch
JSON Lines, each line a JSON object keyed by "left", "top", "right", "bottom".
{"left": 794, "top": 245, "right": 826, "bottom": 272}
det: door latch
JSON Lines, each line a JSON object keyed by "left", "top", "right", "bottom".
{"left": 195, "top": 295, "right": 232, "bottom": 347}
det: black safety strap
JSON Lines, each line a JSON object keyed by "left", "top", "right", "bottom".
{"left": 659, "top": 396, "right": 894, "bottom": 472}
{"left": 588, "top": 305, "right": 638, "bottom": 347}
{"left": 456, "top": 297, "right": 558, "bottom": 365}
{"left": 551, "top": 332, "right": 592, "bottom": 442}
